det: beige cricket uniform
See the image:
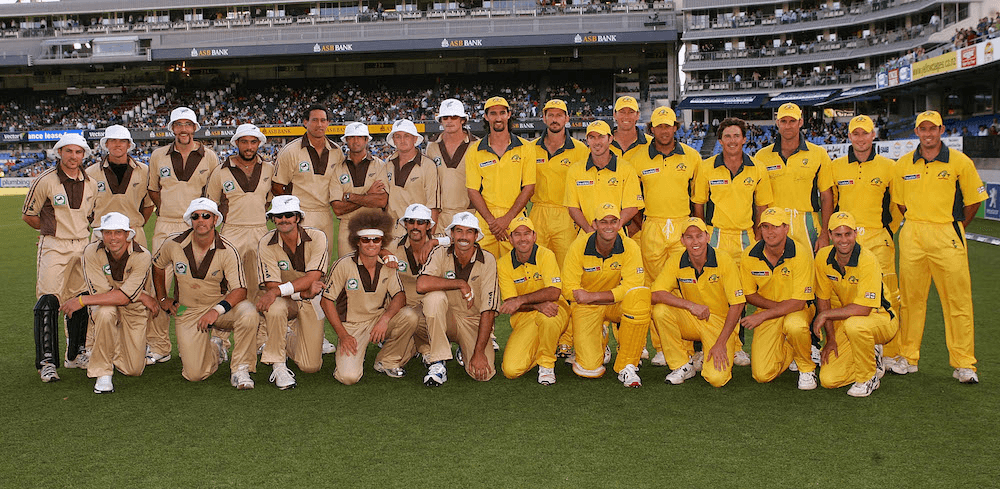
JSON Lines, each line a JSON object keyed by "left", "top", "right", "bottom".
{"left": 332, "top": 155, "right": 391, "bottom": 253}
{"left": 418, "top": 244, "right": 501, "bottom": 380}
{"left": 82, "top": 240, "right": 151, "bottom": 378}
{"left": 425, "top": 132, "right": 477, "bottom": 231}
{"left": 386, "top": 233, "right": 444, "bottom": 357}
{"left": 86, "top": 157, "right": 153, "bottom": 247}
{"left": 386, "top": 152, "right": 440, "bottom": 235}
{"left": 147, "top": 142, "right": 219, "bottom": 357}
{"left": 23, "top": 166, "right": 98, "bottom": 302}
{"left": 257, "top": 226, "right": 330, "bottom": 373}
{"left": 323, "top": 252, "right": 418, "bottom": 384}
{"left": 153, "top": 230, "right": 257, "bottom": 381}
{"left": 273, "top": 137, "right": 345, "bottom": 258}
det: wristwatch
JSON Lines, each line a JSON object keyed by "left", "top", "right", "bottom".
{"left": 344, "top": 192, "right": 352, "bottom": 202}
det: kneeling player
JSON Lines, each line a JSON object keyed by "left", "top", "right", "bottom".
{"left": 814, "top": 212, "right": 898, "bottom": 397}
{"left": 652, "top": 218, "right": 745, "bottom": 387}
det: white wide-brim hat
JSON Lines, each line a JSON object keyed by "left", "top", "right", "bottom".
{"left": 266, "top": 195, "right": 304, "bottom": 218}
{"left": 386, "top": 119, "right": 424, "bottom": 148}
{"left": 445, "top": 212, "right": 484, "bottom": 242}
{"left": 436, "top": 98, "right": 469, "bottom": 121}
{"left": 183, "top": 197, "right": 223, "bottom": 227}
{"left": 168, "top": 107, "right": 201, "bottom": 133}
{"left": 230, "top": 123, "right": 266, "bottom": 146}
{"left": 94, "top": 211, "right": 136, "bottom": 241}
{"left": 100, "top": 125, "right": 136, "bottom": 153}
{"left": 398, "top": 203, "right": 435, "bottom": 228}
{"left": 53, "top": 133, "right": 92, "bottom": 159}
{"left": 341, "top": 121, "right": 372, "bottom": 144}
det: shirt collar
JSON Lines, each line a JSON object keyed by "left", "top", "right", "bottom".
{"left": 825, "top": 242, "right": 862, "bottom": 274}
{"left": 748, "top": 237, "right": 797, "bottom": 264}
{"left": 511, "top": 244, "right": 540, "bottom": 269}
{"left": 771, "top": 135, "right": 809, "bottom": 156}
{"left": 476, "top": 134, "right": 524, "bottom": 156}
{"left": 648, "top": 140, "right": 685, "bottom": 159}
{"left": 585, "top": 153, "right": 618, "bottom": 172}
{"left": 537, "top": 132, "right": 576, "bottom": 154}
{"left": 914, "top": 142, "right": 950, "bottom": 163}
{"left": 678, "top": 245, "right": 719, "bottom": 270}
{"left": 169, "top": 142, "right": 206, "bottom": 156}
{"left": 712, "top": 152, "right": 753, "bottom": 174}
{"left": 447, "top": 243, "right": 487, "bottom": 264}
{"left": 847, "top": 146, "right": 877, "bottom": 164}
{"left": 583, "top": 232, "right": 625, "bottom": 258}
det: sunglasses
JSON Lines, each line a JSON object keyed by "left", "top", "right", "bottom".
{"left": 272, "top": 212, "right": 298, "bottom": 219}
{"left": 191, "top": 212, "right": 214, "bottom": 221}
{"left": 359, "top": 236, "right": 383, "bottom": 244}
{"left": 403, "top": 218, "right": 430, "bottom": 225}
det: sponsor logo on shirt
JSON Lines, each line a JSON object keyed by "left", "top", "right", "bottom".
{"left": 766, "top": 165, "right": 781, "bottom": 171}
{"left": 709, "top": 179, "right": 729, "bottom": 186}
{"left": 805, "top": 286, "right": 813, "bottom": 293}
{"left": 576, "top": 180, "right": 594, "bottom": 186}
{"left": 513, "top": 277, "right": 526, "bottom": 284}
{"left": 536, "top": 158, "right": 546, "bottom": 165}
{"left": 479, "top": 159, "right": 497, "bottom": 168}
{"left": 678, "top": 278, "right": 696, "bottom": 284}
{"left": 826, "top": 274, "right": 839, "bottom": 281}
{"left": 734, "top": 289, "right": 744, "bottom": 297}
{"left": 902, "top": 174, "right": 920, "bottom": 181}
{"left": 864, "top": 292, "right": 876, "bottom": 299}
{"left": 584, "top": 266, "right": 601, "bottom": 272}
{"left": 641, "top": 168, "right": 659, "bottom": 175}
{"left": 837, "top": 180, "right": 854, "bottom": 186}
{"left": 551, "top": 277, "right": 562, "bottom": 283}
{"left": 751, "top": 270, "right": 769, "bottom": 276}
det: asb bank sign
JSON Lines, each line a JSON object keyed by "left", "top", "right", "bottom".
{"left": 190, "top": 48, "right": 230, "bottom": 57}
{"left": 574, "top": 34, "right": 618, "bottom": 43}
{"left": 441, "top": 38, "right": 484, "bottom": 48}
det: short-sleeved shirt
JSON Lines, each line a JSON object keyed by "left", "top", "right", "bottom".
{"left": 693, "top": 153, "right": 774, "bottom": 230}
{"left": 386, "top": 151, "right": 440, "bottom": 223}
{"left": 830, "top": 148, "right": 896, "bottom": 230}
{"left": 814, "top": 243, "right": 892, "bottom": 316}
{"left": 332, "top": 154, "right": 391, "bottom": 219}
{"left": 563, "top": 155, "right": 644, "bottom": 222}
{"left": 631, "top": 142, "right": 702, "bottom": 219}
{"left": 257, "top": 226, "right": 330, "bottom": 285}
{"left": 754, "top": 136, "right": 833, "bottom": 212}
{"left": 561, "top": 233, "right": 645, "bottom": 303}
{"left": 147, "top": 142, "right": 219, "bottom": 219}
{"left": 426, "top": 131, "right": 478, "bottom": 211}
{"left": 498, "top": 243, "right": 563, "bottom": 301}
{"left": 152, "top": 230, "right": 245, "bottom": 308}
{"left": 323, "top": 252, "right": 404, "bottom": 323}
{"left": 610, "top": 131, "right": 651, "bottom": 164}
{"left": 740, "top": 237, "right": 815, "bottom": 303}
{"left": 82, "top": 240, "right": 151, "bottom": 303}
{"left": 385, "top": 233, "right": 442, "bottom": 306}
{"left": 531, "top": 134, "right": 589, "bottom": 206}
{"left": 23, "top": 166, "right": 98, "bottom": 240}
{"left": 419, "top": 244, "right": 500, "bottom": 314}
{"left": 465, "top": 135, "right": 537, "bottom": 210}
{"left": 205, "top": 156, "right": 274, "bottom": 227}
{"left": 652, "top": 245, "right": 745, "bottom": 317}
{"left": 892, "top": 144, "right": 987, "bottom": 224}
{"left": 272, "top": 136, "right": 346, "bottom": 211}
{"left": 86, "top": 157, "right": 153, "bottom": 230}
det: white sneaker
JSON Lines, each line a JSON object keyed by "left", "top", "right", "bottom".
{"left": 953, "top": 368, "right": 979, "bottom": 384}
{"left": 455, "top": 347, "right": 465, "bottom": 367}
{"left": 811, "top": 345, "right": 822, "bottom": 365}
{"left": 734, "top": 350, "right": 751, "bottom": 367}
{"left": 211, "top": 336, "right": 228, "bottom": 364}
{"left": 651, "top": 351, "right": 667, "bottom": 367}
{"left": 690, "top": 351, "right": 704, "bottom": 371}
{"left": 797, "top": 370, "right": 818, "bottom": 390}
{"left": 847, "top": 375, "right": 880, "bottom": 397}
{"left": 269, "top": 362, "right": 296, "bottom": 390}
{"left": 641, "top": 348, "right": 650, "bottom": 360}
{"left": 374, "top": 361, "right": 406, "bottom": 378}
{"left": 603, "top": 346, "right": 611, "bottom": 365}
{"left": 231, "top": 364, "right": 254, "bottom": 390}
{"left": 874, "top": 345, "right": 885, "bottom": 379}
{"left": 93, "top": 374, "right": 114, "bottom": 394}
{"left": 890, "top": 357, "right": 917, "bottom": 375}
{"left": 564, "top": 352, "right": 576, "bottom": 365}
{"left": 423, "top": 361, "right": 447, "bottom": 387}
{"left": 881, "top": 355, "right": 897, "bottom": 373}
{"left": 555, "top": 344, "right": 573, "bottom": 358}
{"left": 257, "top": 343, "right": 266, "bottom": 356}
{"left": 492, "top": 337, "right": 500, "bottom": 351}
{"left": 665, "top": 362, "right": 696, "bottom": 385}
{"left": 145, "top": 345, "right": 171, "bottom": 365}
{"left": 618, "top": 363, "right": 641, "bottom": 388}
{"left": 322, "top": 337, "right": 337, "bottom": 355}
{"left": 788, "top": 360, "right": 799, "bottom": 372}
{"left": 64, "top": 349, "right": 89, "bottom": 369}
{"left": 538, "top": 366, "right": 556, "bottom": 385}
{"left": 39, "top": 362, "right": 60, "bottom": 383}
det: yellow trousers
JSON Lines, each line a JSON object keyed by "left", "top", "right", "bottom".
{"left": 475, "top": 206, "right": 523, "bottom": 261}
{"left": 652, "top": 303, "right": 737, "bottom": 387}
{"left": 641, "top": 216, "right": 687, "bottom": 353}
{"left": 785, "top": 208, "right": 820, "bottom": 255}
{"left": 502, "top": 302, "right": 570, "bottom": 378}
{"left": 568, "top": 287, "right": 650, "bottom": 378}
{"left": 856, "top": 226, "right": 901, "bottom": 358}
{"left": 530, "top": 203, "right": 576, "bottom": 267}
{"left": 750, "top": 308, "right": 815, "bottom": 382}
{"left": 820, "top": 312, "right": 898, "bottom": 388}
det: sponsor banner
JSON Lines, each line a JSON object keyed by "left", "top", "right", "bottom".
{"left": 960, "top": 45, "right": 977, "bottom": 69}
{"left": 876, "top": 70, "right": 888, "bottom": 89}
{"left": 888, "top": 69, "right": 899, "bottom": 87}
{"left": 0, "top": 177, "right": 35, "bottom": 188}
{"left": 0, "top": 54, "right": 29, "bottom": 67}
{"left": 898, "top": 63, "right": 912, "bottom": 83}
{"left": 821, "top": 136, "right": 964, "bottom": 161}
{"left": 912, "top": 50, "right": 957, "bottom": 81}
{"left": 1, "top": 132, "right": 26, "bottom": 143}
{"left": 26, "top": 130, "right": 84, "bottom": 142}
{"left": 985, "top": 182, "right": 1000, "bottom": 221}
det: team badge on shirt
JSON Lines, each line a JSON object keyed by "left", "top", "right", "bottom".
{"left": 347, "top": 278, "right": 359, "bottom": 290}
{"left": 159, "top": 166, "right": 172, "bottom": 178}
{"left": 445, "top": 271, "right": 456, "bottom": 279}
{"left": 298, "top": 161, "right": 311, "bottom": 172}
{"left": 96, "top": 181, "right": 107, "bottom": 192}
{"left": 103, "top": 264, "right": 112, "bottom": 275}
{"left": 175, "top": 262, "right": 188, "bottom": 275}
{"left": 278, "top": 260, "right": 290, "bottom": 270}
{"left": 53, "top": 194, "right": 67, "bottom": 206}
{"left": 339, "top": 174, "right": 350, "bottom": 184}
{"left": 223, "top": 181, "right": 236, "bottom": 192}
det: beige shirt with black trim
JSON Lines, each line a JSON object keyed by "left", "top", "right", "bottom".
{"left": 425, "top": 132, "right": 477, "bottom": 212}
{"left": 332, "top": 154, "right": 390, "bottom": 219}
{"left": 257, "top": 226, "right": 330, "bottom": 285}
{"left": 419, "top": 244, "right": 500, "bottom": 315}
{"left": 152, "top": 230, "right": 245, "bottom": 308}
{"left": 22, "top": 166, "right": 98, "bottom": 240}
{"left": 323, "top": 251, "right": 405, "bottom": 323}
{"left": 148, "top": 143, "right": 220, "bottom": 220}
{"left": 82, "top": 240, "right": 151, "bottom": 302}
{"left": 273, "top": 136, "right": 346, "bottom": 211}
{"left": 205, "top": 155, "right": 274, "bottom": 227}
{"left": 385, "top": 232, "right": 444, "bottom": 307}
{"left": 86, "top": 157, "right": 153, "bottom": 230}
{"left": 386, "top": 152, "right": 441, "bottom": 223}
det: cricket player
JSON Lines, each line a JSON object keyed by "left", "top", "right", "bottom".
{"left": 609, "top": 95, "right": 651, "bottom": 162}
{"left": 426, "top": 98, "right": 478, "bottom": 232}
{"left": 892, "top": 110, "right": 987, "bottom": 383}
{"left": 385, "top": 119, "right": 440, "bottom": 230}
{"left": 562, "top": 202, "right": 650, "bottom": 387}
{"left": 331, "top": 122, "right": 389, "bottom": 254}
{"left": 87, "top": 125, "right": 154, "bottom": 247}
{"left": 498, "top": 215, "right": 570, "bottom": 385}
{"left": 23, "top": 133, "right": 98, "bottom": 382}
{"left": 652, "top": 217, "right": 746, "bottom": 387}
{"left": 321, "top": 210, "right": 418, "bottom": 384}
{"left": 814, "top": 212, "right": 898, "bottom": 397}
{"left": 152, "top": 198, "right": 258, "bottom": 389}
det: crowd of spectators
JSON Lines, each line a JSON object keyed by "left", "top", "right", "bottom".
{"left": 950, "top": 13, "right": 999, "bottom": 50}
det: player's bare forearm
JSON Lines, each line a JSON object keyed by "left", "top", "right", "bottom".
{"left": 745, "top": 292, "right": 780, "bottom": 310}
{"left": 619, "top": 207, "right": 638, "bottom": 227}
{"left": 331, "top": 200, "right": 361, "bottom": 216}
{"left": 416, "top": 275, "right": 466, "bottom": 294}
{"left": 693, "top": 203, "right": 705, "bottom": 221}
{"left": 271, "top": 182, "right": 287, "bottom": 196}
{"left": 820, "top": 189, "right": 834, "bottom": 226}
{"left": 222, "top": 287, "right": 247, "bottom": 307}
{"left": 148, "top": 190, "right": 161, "bottom": 209}
{"left": 152, "top": 266, "right": 167, "bottom": 300}
{"left": 516, "top": 286, "right": 560, "bottom": 307}
{"left": 818, "top": 303, "right": 873, "bottom": 322}
{"left": 652, "top": 290, "right": 689, "bottom": 308}
{"left": 504, "top": 185, "right": 535, "bottom": 219}
{"left": 963, "top": 203, "right": 981, "bottom": 229}
{"left": 467, "top": 189, "right": 493, "bottom": 221}
{"left": 22, "top": 214, "right": 41, "bottom": 230}
{"left": 383, "top": 292, "right": 407, "bottom": 319}
{"left": 141, "top": 205, "right": 155, "bottom": 224}
{"left": 475, "top": 310, "right": 497, "bottom": 356}
{"left": 567, "top": 207, "right": 592, "bottom": 233}
{"left": 262, "top": 270, "right": 323, "bottom": 295}
{"left": 720, "top": 303, "right": 744, "bottom": 340}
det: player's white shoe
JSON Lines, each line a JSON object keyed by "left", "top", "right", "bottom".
{"left": 374, "top": 361, "right": 406, "bottom": 378}
{"left": 423, "top": 361, "right": 447, "bottom": 387}
{"left": 39, "top": 362, "right": 60, "bottom": 383}
{"left": 94, "top": 374, "right": 114, "bottom": 394}
{"left": 665, "top": 362, "right": 696, "bottom": 385}
{"left": 322, "top": 337, "right": 337, "bottom": 355}
{"left": 881, "top": 355, "right": 898, "bottom": 373}
{"left": 811, "top": 345, "right": 822, "bottom": 365}
{"left": 691, "top": 351, "right": 704, "bottom": 371}
{"left": 797, "top": 370, "right": 818, "bottom": 390}
{"left": 145, "top": 345, "right": 171, "bottom": 365}
{"left": 231, "top": 364, "right": 254, "bottom": 390}
{"left": 847, "top": 374, "right": 879, "bottom": 397}
{"left": 788, "top": 360, "right": 799, "bottom": 372}
{"left": 555, "top": 344, "right": 573, "bottom": 358}
{"left": 874, "top": 345, "right": 885, "bottom": 379}
{"left": 603, "top": 346, "right": 612, "bottom": 365}
{"left": 618, "top": 363, "right": 641, "bottom": 388}
{"left": 641, "top": 348, "right": 650, "bottom": 361}
{"left": 269, "top": 362, "right": 296, "bottom": 390}
{"left": 492, "top": 336, "right": 500, "bottom": 351}
{"left": 64, "top": 349, "right": 89, "bottom": 369}
{"left": 953, "top": 368, "right": 979, "bottom": 384}
{"left": 890, "top": 357, "right": 917, "bottom": 375}
{"left": 537, "top": 366, "right": 556, "bottom": 385}
{"left": 564, "top": 352, "right": 576, "bottom": 365}
{"left": 733, "top": 350, "right": 751, "bottom": 367}
{"left": 455, "top": 347, "right": 465, "bottom": 367}
{"left": 211, "top": 336, "right": 228, "bottom": 364}
{"left": 651, "top": 351, "right": 667, "bottom": 367}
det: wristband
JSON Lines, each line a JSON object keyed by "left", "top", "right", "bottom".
{"left": 212, "top": 304, "right": 226, "bottom": 315}
{"left": 218, "top": 300, "right": 232, "bottom": 313}
{"left": 436, "top": 236, "right": 451, "bottom": 247}
{"left": 290, "top": 292, "right": 303, "bottom": 301}
{"left": 278, "top": 282, "right": 295, "bottom": 296}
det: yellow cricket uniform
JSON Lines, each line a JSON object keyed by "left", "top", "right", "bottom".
{"left": 893, "top": 144, "right": 987, "bottom": 371}
{"left": 530, "top": 133, "right": 589, "bottom": 265}
{"left": 498, "top": 244, "right": 570, "bottom": 377}
{"left": 693, "top": 153, "right": 773, "bottom": 266}
{"left": 652, "top": 246, "right": 745, "bottom": 386}
{"left": 425, "top": 132, "right": 478, "bottom": 230}
{"left": 86, "top": 157, "right": 153, "bottom": 247}
{"left": 563, "top": 154, "right": 644, "bottom": 226}
{"left": 740, "top": 237, "right": 815, "bottom": 382}
{"left": 754, "top": 138, "right": 833, "bottom": 250}
{"left": 562, "top": 233, "right": 649, "bottom": 377}
{"left": 465, "top": 136, "right": 536, "bottom": 258}
{"left": 273, "top": 137, "right": 345, "bottom": 258}
{"left": 814, "top": 244, "right": 898, "bottom": 387}
{"left": 610, "top": 132, "right": 651, "bottom": 163}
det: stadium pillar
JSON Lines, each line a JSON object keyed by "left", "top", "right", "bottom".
{"left": 925, "top": 93, "right": 942, "bottom": 113}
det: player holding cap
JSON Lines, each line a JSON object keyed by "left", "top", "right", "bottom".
{"left": 426, "top": 99, "right": 478, "bottom": 231}
{"left": 892, "top": 110, "right": 987, "bottom": 383}
{"left": 814, "top": 212, "right": 898, "bottom": 397}
{"left": 331, "top": 122, "right": 390, "bottom": 254}
{"left": 385, "top": 119, "right": 440, "bottom": 230}
{"left": 498, "top": 215, "right": 569, "bottom": 385}
{"left": 87, "top": 125, "right": 154, "bottom": 247}
{"left": 23, "top": 133, "right": 98, "bottom": 382}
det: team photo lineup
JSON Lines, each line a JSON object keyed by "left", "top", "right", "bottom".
{"left": 25, "top": 93, "right": 988, "bottom": 397}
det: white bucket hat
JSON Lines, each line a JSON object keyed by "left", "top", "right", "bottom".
{"left": 183, "top": 197, "right": 223, "bottom": 227}
{"left": 53, "top": 133, "right": 92, "bottom": 159}
{"left": 266, "top": 195, "right": 304, "bottom": 219}
{"left": 445, "top": 211, "right": 484, "bottom": 242}
{"left": 436, "top": 98, "right": 468, "bottom": 121}
{"left": 398, "top": 203, "right": 435, "bottom": 228}
{"left": 94, "top": 212, "right": 136, "bottom": 241}
{"left": 100, "top": 125, "right": 136, "bottom": 152}
{"left": 168, "top": 107, "right": 201, "bottom": 133}
{"left": 341, "top": 122, "right": 372, "bottom": 144}
{"left": 230, "top": 123, "right": 266, "bottom": 146}
{"left": 386, "top": 119, "right": 424, "bottom": 148}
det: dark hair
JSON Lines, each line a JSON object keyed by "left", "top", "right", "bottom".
{"left": 717, "top": 117, "right": 748, "bottom": 139}
{"left": 302, "top": 104, "right": 330, "bottom": 124}
{"left": 347, "top": 209, "right": 394, "bottom": 252}
{"left": 269, "top": 211, "right": 304, "bottom": 224}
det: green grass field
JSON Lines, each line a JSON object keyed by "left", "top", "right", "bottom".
{"left": 1, "top": 194, "right": 998, "bottom": 487}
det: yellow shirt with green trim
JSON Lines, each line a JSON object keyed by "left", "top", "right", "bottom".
{"left": 465, "top": 135, "right": 536, "bottom": 210}
{"left": 754, "top": 136, "right": 833, "bottom": 212}
{"left": 563, "top": 154, "right": 644, "bottom": 223}
{"left": 652, "top": 245, "right": 745, "bottom": 317}
{"left": 814, "top": 243, "right": 893, "bottom": 317}
{"left": 631, "top": 141, "right": 702, "bottom": 219}
{"left": 892, "top": 144, "right": 987, "bottom": 224}
{"left": 693, "top": 152, "right": 773, "bottom": 230}
{"left": 610, "top": 131, "right": 651, "bottom": 164}
{"left": 740, "top": 237, "right": 814, "bottom": 302}
{"left": 498, "top": 243, "right": 564, "bottom": 301}
{"left": 562, "top": 233, "right": 645, "bottom": 304}
{"left": 531, "top": 133, "right": 589, "bottom": 206}
{"left": 829, "top": 147, "right": 896, "bottom": 230}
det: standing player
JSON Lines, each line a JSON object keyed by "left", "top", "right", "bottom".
{"left": 331, "top": 122, "right": 390, "bottom": 254}
{"left": 609, "top": 96, "right": 651, "bottom": 161}
{"left": 892, "top": 110, "right": 987, "bottom": 383}
{"left": 426, "top": 99, "right": 478, "bottom": 231}
{"left": 385, "top": 119, "right": 440, "bottom": 229}
{"left": 87, "top": 125, "right": 154, "bottom": 247}
{"left": 498, "top": 215, "right": 569, "bottom": 385}
{"left": 465, "top": 96, "right": 536, "bottom": 259}
{"left": 23, "top": 134, "right": 98, "bottom": 382}
{"left": 146, "top": 107, "right": 220, "bottom": 365}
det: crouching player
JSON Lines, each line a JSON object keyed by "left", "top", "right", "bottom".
{"left": 814, "top": 212, "right": 898, "bottom": 397}
{"left": 498, "top": 215, "right": 569, "bottom": 385}
{"left": 651, "top": 218, "right": 745, "bottom": 387}
{"left": 153, "top": 198, "right": 259, "bottom": 389}
{"left": 321, "top": 210, "right": 418, "bottom": 384}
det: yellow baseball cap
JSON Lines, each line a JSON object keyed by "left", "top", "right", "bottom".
{"left": 849, "top": 115, "right": 874, "bottom": 133}
{"left": 614, "top": 96, "right": 639, "bottom": 112}
{"left": 508, "top": 215, "right": 535, "bottom": 233}
{"left": 914, "top": 110, "right": 942, "bottom": 128}
{"left": 650, "top": 106, "right": 677, "bottom": 127}
{"left": 776, "top": 103, "right": 802, "bottom": 121}
{"left": 595, "top": 202, "right": 621, "bottom": 220}
{"left": 586, "top": 120, "right": 612, "bottom": 136}
{"left": 759, "top": 207, "right": 790, "bottom": 226}
{"left": 484, "top": 96, "right": 509, "bottom": 110}
{"left": 543, "top": 99, "right": 567, "bottom": 114}
{"left": 828, "top": 211, "right": 857, "bottom": 231}
{"left": 682, "top": 217, "right": 708, "bottom": 234}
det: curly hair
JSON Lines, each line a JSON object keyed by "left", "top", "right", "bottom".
{"left": 347, "top": 209, "right": 394, "bottom": 252}
{"left": 717, "top": 117, "right": 748, "bottom": 139}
